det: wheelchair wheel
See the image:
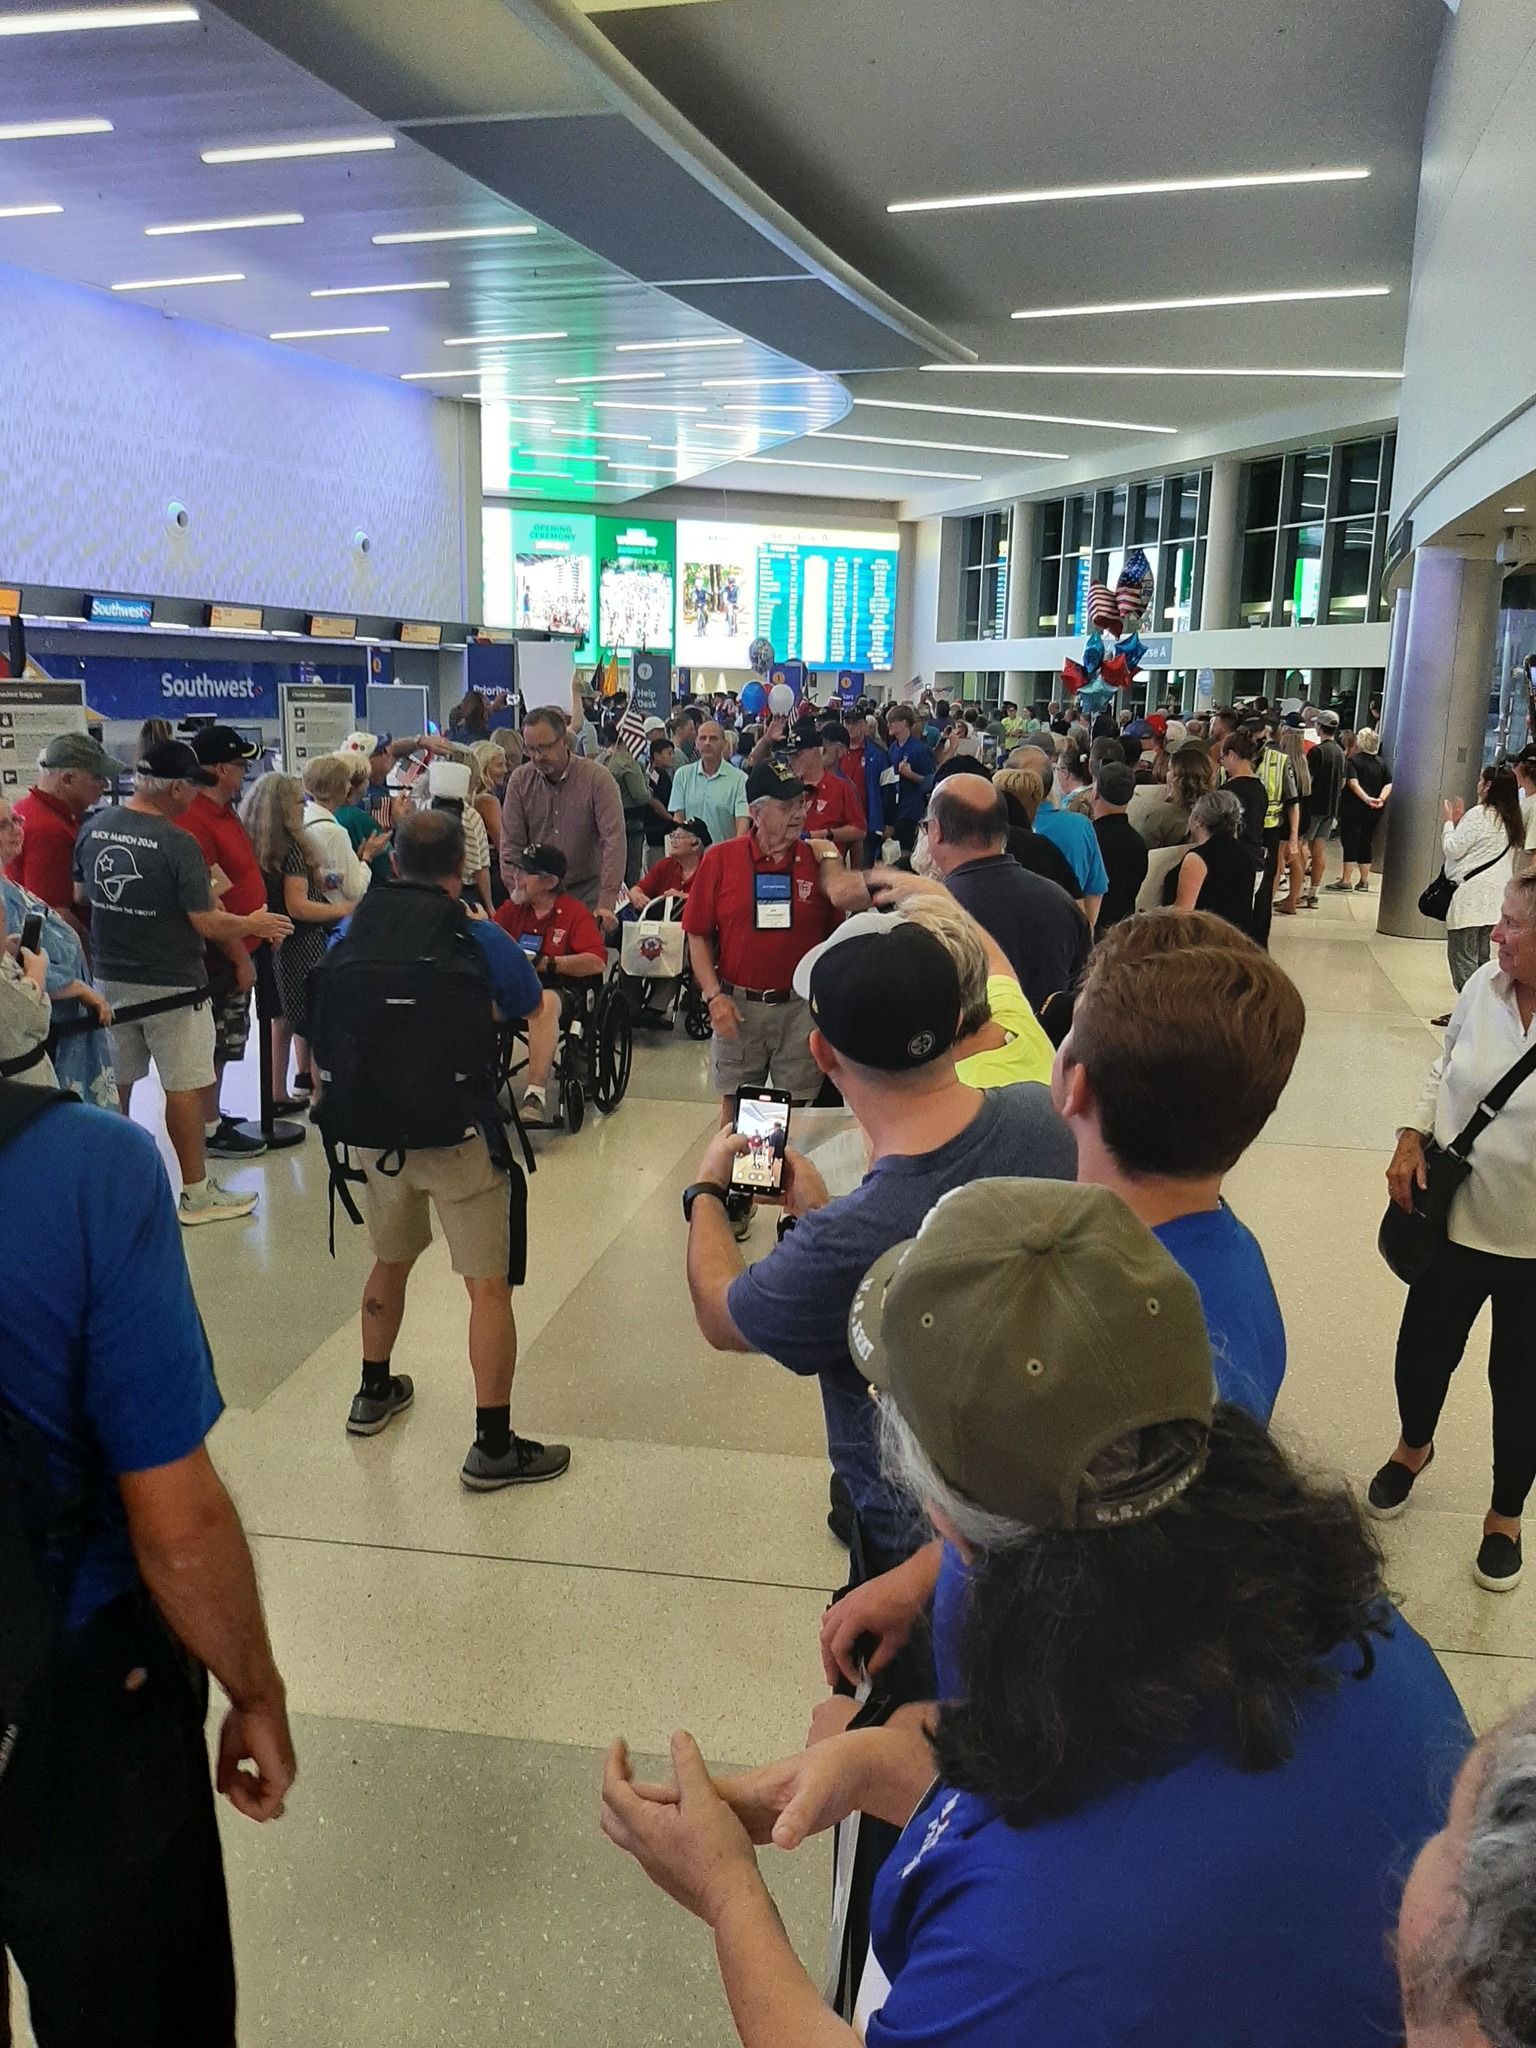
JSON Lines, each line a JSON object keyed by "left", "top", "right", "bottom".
{"left": 590, "top": 981, "right": 633, "bottom": 1113}
{"left": 564, "top": 1077, "right": 586, "bottom": 1133}
{"left": 683, "top": 987, "right": 712, "bottom": 1041}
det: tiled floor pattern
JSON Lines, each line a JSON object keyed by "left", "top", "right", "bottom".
{"left": 14, "top": 881, "right": 1532, "bottom": 2044}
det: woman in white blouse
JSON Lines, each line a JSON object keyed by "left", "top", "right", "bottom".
{"left": 301, "top": 754, "right": 386, "bottom": 904}
{"left": 1438, "top": 764, "right": 1523, "bottom": 1006}
{"left": 1368, "top": 872, "right": 1536, "bottom": 1593}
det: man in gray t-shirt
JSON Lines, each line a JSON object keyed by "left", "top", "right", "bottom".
{"left": 74, "top": 741, "right": 291, "bottom": 1226}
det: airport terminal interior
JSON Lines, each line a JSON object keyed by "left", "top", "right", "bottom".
{"left": 6, "top": 0, "right": 1536, "bottom": 2040}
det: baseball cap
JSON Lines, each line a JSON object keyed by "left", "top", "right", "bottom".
{"left": 1124, "top": 718, "right": 1153, "bottom": 741}
{"left": 1282, "top": 710, "right": 1304, "bottom": 729}
{"left": 190, "top": 724, "right": 260, "bottom": 766}
{"left": 1163, "top": 720, "right": 1188, "bottom": 749}
{"left": 793, "top": 910, "right": 962, "bottom": 1071}
{"left": 847, "top": 1180, "right": 1215, "bottom": 1531}
{"left": 509, "top": 841, "right": 567, "bottom": 881}
{"left": 38, "top": 731, "right": 116, "bottom": 777}
{"left": 820, "top": 722, "right": 852, "bottom": 748}
{"left": 137, "top": 739, "right": 215, "bottom": 784}
{"left": 1316, "top": 709, "right": 1340, "bottom": 731}
{"left": 340, "top": 730, "right": 380, "bottom": 758}
{"left": 746, "top": 760, "right": 805, "bottom": 804}
{"left": 670, "top": 816, "right": 712, "bottom": 846}
{"left": 642, "top": 716, "right": 667, "bottom": 735}
{"left": 427, "top": 758, "right": 471, "bottom": 803}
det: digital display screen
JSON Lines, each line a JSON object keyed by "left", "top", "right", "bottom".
{"left": 598, "top": 518, "right": 675, "bottom": 653}
{"left": 512, "top": 511, "right": 596, "bottom": 657}
{"left": 732, "top": 1092, "right": 789, "bottom": 1193}
{"left": 676, "top": 520, "right": 898, "bottom": 671}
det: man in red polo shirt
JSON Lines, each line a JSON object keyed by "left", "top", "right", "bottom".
{"left": 5, "top": 731, "right": 116, "bottom": 924}
{"left": 682, "top": 759, "right": 839, "bottom": 1209}
{"left": 176, "top": 726, "right": 269, "bottom": 1159}
{"left": 494, "top": 842, "right": 607, "bottom": 1125}
{"left": 791, "top": 730, "right": 865, "bottom": 864}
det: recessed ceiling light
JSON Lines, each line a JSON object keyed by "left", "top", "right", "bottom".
{"left": 889, "top": 165, "right": 1372, "bottom": 215}
{"left": 371, "top": 225, "right": 536, "bottom": 245}
{"left": 442, "top": 330, "right": 568, "bottom": 346}
{"left": 311, "top": 280, "right": 449, "bottom": 297}
{"left": 1010, "top": 284, "right": 1392, "bottom": 320}
{"left": 112, "top": 270, "right": 243, "bottom": 290}
{"left": 269, "top": 323, "right": 388, "bottom": 340}
{"left": 742, "top": 456, "right": 983, "bottom": 481}
{"left": 700, "top": 376, "right": 826, "bottom": 389}
{"left": 592, "top": 401, "right": 707, "bottom": 415}
{"left": 0, "top": 202, "right": 63, "bottom": 218}
{"left": 813, "top": 430, "right": 1067, "bottom": 459}
{"left": 854, "top": 398, "right": 1174, "bottom": 435}
{"left": 201, "top": 135, "right": 395, "bottom": 165}
{"left": 555, "top": 371, "right": 666, "bottom": 386}
{"left": 613, "top": 337, "right": 745, "bottom": 353}
{"left": 1505, "top": 505, "right": 1528, "bottom": 514}
{"left": 0, "top": 4, "right": 196, "bottom": 32}
{"left": 921, "top": 362, "right": 1404, "bottom": 380}
{"left": 146, "top": 212, "right": 303, "bottom": 236}
{"left": 0, "top": 117, "right": 113, "bottom": 140}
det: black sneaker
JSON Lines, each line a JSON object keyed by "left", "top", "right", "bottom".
{"left": 1365, "top": 1445, "right": 1434, "bottom": 1520}
{"left": 1474, "top": 1531, "right": 1523, "bottom": 1593}
{"left": 207, "top": 1117, "right": 267, "bottom": 1158}
{"left": 346, "top": 1374, "right": 415, "bottom": 1437}
{"left": 460, "top": 1435, "right": 572, "bottom": 1491}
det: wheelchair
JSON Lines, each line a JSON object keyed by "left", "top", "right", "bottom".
{"left": 618, "top": 895, "right": 713, "bottom": 1041}
{"left": 501, "top": 959, "right": 634, "bottom": 1134}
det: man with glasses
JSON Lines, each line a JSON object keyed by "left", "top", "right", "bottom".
{"left": 499, "top": 706, "right": 626, "bottom": 933}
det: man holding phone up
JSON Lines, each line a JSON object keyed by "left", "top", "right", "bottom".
{"left": 681, "top": 913, "right": 1074, "bottom": 1581}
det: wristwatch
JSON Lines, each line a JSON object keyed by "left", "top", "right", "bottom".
{"left": 682, "top": 1180, "right": 730, "bottom": 1223}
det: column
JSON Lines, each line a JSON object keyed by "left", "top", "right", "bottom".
{"left": 1003, "top": 499, "right": 1038, "bottom": 704}
{"left": 1378, "top": 548, "right": 1503, "bottom": 939}
{"left": 1198, "top": 457, "right": 1241, "bottom": 700}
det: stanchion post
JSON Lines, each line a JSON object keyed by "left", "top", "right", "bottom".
{"left": 237, "top": 941, "right": 305, "bottom": 1150}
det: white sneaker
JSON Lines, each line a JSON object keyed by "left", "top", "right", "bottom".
{"left": 521, "top": 1084, "right": 551, "bottom": 1127}
{"left": 179, "top": 1178, "right": 258, "bottom": 1227}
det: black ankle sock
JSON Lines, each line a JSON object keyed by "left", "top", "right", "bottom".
{"left": 476, "top": 1405, "right": 512, "bottom": 1459}
{"left": 361, "top": 1359, "right": 393, "bottom": 1398}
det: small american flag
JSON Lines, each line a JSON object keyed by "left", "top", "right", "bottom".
{"left": 616, "top": 702, "right": 649, "bottom": 754}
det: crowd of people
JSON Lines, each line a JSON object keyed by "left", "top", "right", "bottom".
{"left": 3, "top": 674, "right": 1536, "bottom": 2048}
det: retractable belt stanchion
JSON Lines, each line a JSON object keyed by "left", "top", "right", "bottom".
{"left": 236, "top": 940, "right": 305, "bottom": 1151}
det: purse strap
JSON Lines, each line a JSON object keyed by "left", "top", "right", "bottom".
{"left": 1451, "top": 849, "right": 1510, "bottom": 890}
{"left": 1447, "top": 1036, "right": 1536, "bottom": 1161}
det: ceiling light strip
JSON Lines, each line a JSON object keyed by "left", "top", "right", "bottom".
{"left": 442, "top": 330, "right": 567, "bottom": 345}
{"left": 554, "top": 370, "right": 666, "bottom": 386}
{"left": 269, "top": 323, "right": 388, "bottom": 340}
{"left": 853, "top": 397, "right": 1179, "bottom": 433}
{"left": 202, "top": 135, "right": 395, "bottom": 165}
{"left": 921, "top": 363, "right": 1404, "bottom": 379}
{"left": 112, "top": 270, "right": 242, "bottom": 290}
{"left": 613, "top": 337, "right": 745, "bottom": 353}
{"left": 0, "top": 117, "right": 112, "bottom": 139}
{"left": 813, "top": 430, "right": 1067, "bottom": 459}
{"left": 0, "top": 4, "right": 196, "bottom": 32}
{"left": 1010, "top": 284, "right": 1391, "bottom": 320}
{"left": 371, "top": 225, "right": 535, "bottom": 244}
{"left": 147, "top": 212, "right": 303, "bottom": 236}
{"left": 741, "top": 456, "right": 983, "bottom": 481}
{"left": 889, "top": 165, "right": 1372, "bottom": 215}
{"left": 311, "top": 280, "right": 449, "bottom": 297}
{"left": 592, "top": 401, "right": 707, "bottom": 415}
{"left": 0, "top": 202, "right": 63, "bottom": 218}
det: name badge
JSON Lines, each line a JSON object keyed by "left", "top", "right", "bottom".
{"left": 518, "top": 931, "right": 543, "bottom": 960}
{"left": 754, "top": 871, "right": 793, "bottom": 930}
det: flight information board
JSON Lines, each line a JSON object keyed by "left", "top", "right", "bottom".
{"left": 676, "top": 520, "right": 898, "bottom": 672}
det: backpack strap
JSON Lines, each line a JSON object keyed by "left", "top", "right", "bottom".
{"left": 0, "top": 1079, "right": 74, "bottom": 1145}
{"left": 1447, "top": 1038, "right": 1536, "bottom": 1162}
{"left": 318, "top": 1125, "right": 367, "bottom": 1258}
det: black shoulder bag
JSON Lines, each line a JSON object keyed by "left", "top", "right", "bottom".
{"left": 1418, "top": 848, "right": 1508, "bottom": 923}
{"left": 1379, "top": 1039, "right": 1536, "bottom": 1284}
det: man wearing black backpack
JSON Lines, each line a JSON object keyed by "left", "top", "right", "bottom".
{"left": 309, "top": 809, "right": 571, "bottom": 1490}
{"left": 0, "top": 1080, "right": 294, "bottom": 2046}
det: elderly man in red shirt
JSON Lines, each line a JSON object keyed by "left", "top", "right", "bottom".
{"left": 4, "top": 731, "right": 116, "bottom": 927}
{"left": 175, "top": 726, "right": 269, "bottom": 1159}
{"left": 791, "top": 730, "right": 865, "bottom": 862}
{"left": 682, "top": 760, "right": 840, "bottom": 1233}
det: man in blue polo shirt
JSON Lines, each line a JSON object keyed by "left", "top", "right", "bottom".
{"left": 0, "top": 1084, "right": 294, "bottom": 2043}
{"left": 1013, "top": 742, "right": 1108, "bottom": 927}
{"left": 881, "top": 705, "right": 935, "bottom": 854}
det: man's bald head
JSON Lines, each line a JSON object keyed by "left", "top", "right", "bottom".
{"left": 928, "top": 772, "right": 1009, "bottom": 858}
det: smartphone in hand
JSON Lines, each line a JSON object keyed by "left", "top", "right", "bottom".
{"left": 19, "top": 913, "right": 43, "bottom": 956}
{"left": 729, "top": 1087, "right": 792, "bottom": 1202}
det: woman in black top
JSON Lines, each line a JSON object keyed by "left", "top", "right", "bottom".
{"left": 1332, "top": 729, "right": 1393, "bottom": 892}
{"left": 1163, "top": 789, "right": 1256, "bottom": 935}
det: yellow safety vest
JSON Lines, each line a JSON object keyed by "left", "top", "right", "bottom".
{"left": 1259, "top": 748, "right": 1290, "bottom": 832}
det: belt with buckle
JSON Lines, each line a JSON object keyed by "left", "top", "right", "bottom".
{"left": 721, "top": 981, "right": 797, "bottom": 1006}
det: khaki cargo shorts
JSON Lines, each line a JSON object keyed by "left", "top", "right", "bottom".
{"left": 357, "top": 1135, "right": 510, "bottom": 1279}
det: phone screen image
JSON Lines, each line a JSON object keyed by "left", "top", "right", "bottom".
{"left": 731, "top": 1090, "right": 791, "bottom": 1198}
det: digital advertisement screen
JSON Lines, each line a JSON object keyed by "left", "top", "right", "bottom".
{"left": 676, "top": 520, "right": 898, "bottom": 671}
{"left": 512, "top": 511, "right": 596, "bottom": 657}
{"left": 598, "top": 518, "right": 675, "bottom": 653}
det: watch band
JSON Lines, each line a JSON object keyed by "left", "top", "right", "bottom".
{"left": 682, "top": 1180, "right": 731, "bottom": 1223}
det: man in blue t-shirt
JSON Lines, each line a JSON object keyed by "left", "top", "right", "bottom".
{"left": 680, "top": 911, "right": 1074, "bottom": 1577}
{"left": 327, "top": 809, "right": 570, "bottom": 1494}
{"left": 881, "top": 706, "right": 935, "bottom": 854}
{"left": 821, "top": 908, "right": 1306, "bottom": 1693}
{"left": 1012, "top": 743, "right": 1109, "bottom": 925}
{"left": 0, "top": 1087, "right": 294, "bottom": 2041}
